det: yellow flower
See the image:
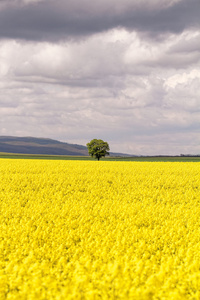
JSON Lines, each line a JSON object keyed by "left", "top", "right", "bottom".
{"left": 0, "top": 159, "right": 199, "bottom": 299}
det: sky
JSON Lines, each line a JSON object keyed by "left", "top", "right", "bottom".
{"left": 0, "top": 0, "right": 200, "bottom": 155}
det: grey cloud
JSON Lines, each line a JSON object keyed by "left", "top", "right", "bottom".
{"left": 169, "top": 34, "right": 200, "bottom": 54}
{"left": 1, "top": 76, "right": 200, "bottom": 155}
{"left": 0, "top": 0, "right": 200, "bottom": 41}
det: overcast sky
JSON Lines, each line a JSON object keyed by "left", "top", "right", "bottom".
{"left": 0, "top": 0, "right": 200, "bottom": 155}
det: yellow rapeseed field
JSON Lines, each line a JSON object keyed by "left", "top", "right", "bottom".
{"left": 0, "top": 159, "right": 200, "bottom": 299}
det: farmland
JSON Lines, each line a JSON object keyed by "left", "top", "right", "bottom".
{"left": 0, "top": 152, "right": 200, "bottom": 162}
{"left": 0, "top": 159, "right": 200, "bottom": 299}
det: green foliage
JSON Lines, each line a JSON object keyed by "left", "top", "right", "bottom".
{"left": 86, "top": 139, "right": 110, "bottom": 160}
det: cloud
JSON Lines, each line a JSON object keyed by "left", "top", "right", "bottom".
{"left": 0, "top": 0, "right": 199, "bottom": 42}
{"left": 1, "top": 29, "right": 198, "bottom": 85}
{"left": 0, "top": 1, "right": 200, "bottom": 155}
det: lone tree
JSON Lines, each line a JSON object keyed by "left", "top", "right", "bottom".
{"left": 87, "top": 139, "right": 110, "bottom": 160}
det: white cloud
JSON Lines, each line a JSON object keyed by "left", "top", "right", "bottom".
{"left": 22, "top": 0, "right": 45, "bottom": 3}
{"left": 165, "top": 69, "right": 200, "bottom": 88}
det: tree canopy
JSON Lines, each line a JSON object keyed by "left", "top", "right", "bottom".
{"left": 86, "top": 139, "right": 110, "bottom": 160}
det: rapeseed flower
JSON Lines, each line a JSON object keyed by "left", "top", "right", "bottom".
{"left": 0, "top": 159, "right": 199, "bottom": 299}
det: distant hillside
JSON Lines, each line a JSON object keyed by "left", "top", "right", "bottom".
{"left": 0, "top": 136, "right": 132, "bottom": 157}
{"left": 0, "top": 136, "right": 88, "bottom": 156}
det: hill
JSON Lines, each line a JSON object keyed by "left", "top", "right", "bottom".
{"left": 0, "top": 136, "right": 132, "bottom": 157}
